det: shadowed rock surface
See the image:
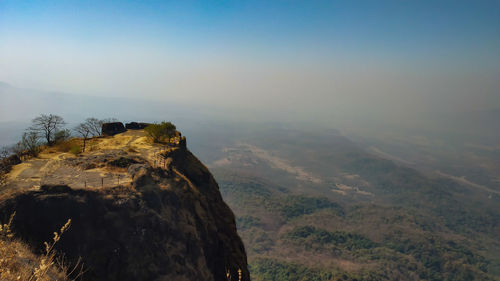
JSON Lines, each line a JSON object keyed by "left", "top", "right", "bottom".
{"left": 102, "top": 122, "right": 126, "bottom": 136}
{"left": 125, "top": 122, "right": 150, "bottom": 130}
{"left": 0, "top": 133, "right": 249, "bottom": 281}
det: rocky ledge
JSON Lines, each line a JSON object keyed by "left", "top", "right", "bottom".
{"left": 0, "top": 132, "right": 249, "bottom": 281}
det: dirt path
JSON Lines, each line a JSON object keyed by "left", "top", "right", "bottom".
{"left": 435, "top": 170, "right": 500, "bottom": 195}
{"left": 1, "top": 130, "right": 160, "bottom": 194}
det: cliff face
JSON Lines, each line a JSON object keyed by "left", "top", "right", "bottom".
{"left": 0, "top": 131, "right": 249, "bottom": 281}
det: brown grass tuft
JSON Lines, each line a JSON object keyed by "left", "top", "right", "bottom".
{"left": 126, "top": 146, "right": 138, "bottom": 153}
{"left": 0, "top": 213, "right": 83, "bottom": 281}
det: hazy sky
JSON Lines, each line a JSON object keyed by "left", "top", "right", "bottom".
{"left": 1, "top": 0, "right": 499, "bottom": 121}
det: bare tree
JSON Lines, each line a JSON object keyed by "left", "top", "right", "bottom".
{"left": 30, "top": 114, "right": 66, "bottom": 145}
{"left": 74, "top": 123, "right": 91, "bottom": 152}
{"left": 10, "top": 142, "right": 25, "bottom": 157}
{"left": 54, "top": 129, "right": 71, "bottom": 143}
{"left": 0, "top": 146, "right": 9, "bottom": 186}
{"left": 0, "top": 146, "right": 9, "bottom": 160}
{"left": 85, "top": 118, "right": 104, "bottom": 137}
{"left": 21, "top": 131, "right": 41, "bottom": 157}
{"left": 102, "top": 118, "right": 119, "bottom": 123}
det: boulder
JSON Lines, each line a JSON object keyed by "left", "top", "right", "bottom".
{"left": 101, "top": 122, "right": 126, "bottom": 136}
{"left": 125, "top": 122, "right": 150, "bottom": 130}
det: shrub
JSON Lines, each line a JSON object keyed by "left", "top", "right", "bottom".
{"left": 236, "top": 215, "right": 263, "bottom": 230}
{"left": 280, "top": 196, "right": 344, "bottom": 220}
{"left": 109, "top": 157, "right": 138, "bottom": 168}
{"left": 21, "top": 131, "right": 42, "bottom": 157}
{"left": 285, "top": 226, "right": 377, "bottom": 250}
{"left": 54, "top": 129, "right": 72, "bottom": 144}
{"left": 69, "top": 145, "right": 82, "bottom": 155}
{"left": 144, "top": 122, "right": 176, "bottom": 143}
{"left": 127, "top": 146, "right": 138, "bottom": 153}
{"left": 249, "top": 258, "right": 364, "bottom": 281}
{"left": 0, "top": 173, "right": 6, "bottom": 187}
{"left": 52, "top": 140, "right": 74, "bottom": 153}
{"left": 0, "top": 213, "right": 78, "bottom": 280}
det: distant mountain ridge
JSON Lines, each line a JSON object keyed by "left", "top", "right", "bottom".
{"left": 0, "top": 81, "right": 205, "bottom": 124}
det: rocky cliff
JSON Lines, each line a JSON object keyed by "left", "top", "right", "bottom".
{"left": 0, "top": 130, "right": 249, "bottom": 281}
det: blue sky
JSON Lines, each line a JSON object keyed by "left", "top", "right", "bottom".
{"left": 2, "top": 1, "right": 499, "bottom": 58}
{"left": 1, "top": 0, "right": 499, "bottom": 119}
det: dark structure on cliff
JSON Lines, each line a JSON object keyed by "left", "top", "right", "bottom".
{"left": 125, "top": 122, "right": 150, "bottom": 130}
{"left": 101, "top": 122, "right": 126, "bottom": 136}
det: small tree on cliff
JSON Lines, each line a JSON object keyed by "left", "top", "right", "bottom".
{"left": 0, "top": 146, "right": 9, "bottom": 186}
{"left": 21, "top": 131, "right": 42, "bottom": 157}
{"left": 0, "top": 146, "right": 8, "bottom": 160}
{"left": 85, "top": 117, "right": 104, "bottom": 137}
{"left": 144, "top": 122, "right": 176, "bottom": 143}
{"left": 30, "top": 114, "right": 66, "bottom": 146}
{"left": 54, "top": 129, "right": 71, "bottom": 143}
{"left": 74, "top": 123, "right": 91, "bottom": 152}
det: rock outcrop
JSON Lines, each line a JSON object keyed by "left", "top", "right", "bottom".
{"left": 101, "top": 122, "right": 126, "bottom": 136}
{"left": 0, "top": 133, "right": 249, "bottom": 281}
{"left": 125, "top": 122, "right": 150, "bottom": 130}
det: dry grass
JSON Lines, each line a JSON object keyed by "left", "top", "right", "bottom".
{"left": 46, "top": 139, "right": 81, "bottom": 154}
{"left": 126, "top": 146, "right": 138, "bottom": 153}
{"left": 0, "top": 172, "right": 6, "bottom": 187}
{"left": 0, "top": 213, "right": 82, "bottom": 281}
{"left": 46, "top": 138, "right": 104, "bottom": 154}
{"left": 225, "top": 267, "right": 242, "bottom": 281}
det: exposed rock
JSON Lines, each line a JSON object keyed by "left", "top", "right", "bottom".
{"left": 102, "top": 122, "right": 126, "bottom": 136}
{"left": 125, "top": 122, "right": 150, "bottom": 130}
{"left": 65, "top": 150, "right": 133, "bottom": 170}
{"left": 127, "top": 163, "right": 149, "bottom": 178}
{"left": 40, "top": 184, "right": 72, "bottom": 193}
{"left": 0, "top": 147, "right": 249, "bottom": 281}
{"left": 108, "top": 157, "right": 139, "bottom": 168}
{"left": 179, "top": 136, "right": 187, "bottom": 149}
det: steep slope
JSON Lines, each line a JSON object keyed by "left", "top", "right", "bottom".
{"left": 0, "top": 130, "right": 249, "bottom": 281}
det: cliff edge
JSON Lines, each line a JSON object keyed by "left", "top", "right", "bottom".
{"left": 0, "top": 129, "right": 249, "bottom": 281}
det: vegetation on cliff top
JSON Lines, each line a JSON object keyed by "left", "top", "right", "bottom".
{"left": 144, "top": 121, "right": 177, "bottom": 143}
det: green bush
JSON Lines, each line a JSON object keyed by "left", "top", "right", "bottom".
{"left": 144, "top": 122, "right": 176, "bottom": 143}
{"left": 69, "top": 145, "right": 82, "bottom": 155}
{"left": 236, "top": 215, "right": 263, "bottom": 230}
{"left": 54, "top": 129, "right": 71, "bottom": 143}
{"left": 285, "top": 226, "right": 377, "bottom": 250}
{"left": 250, "top": 258, "right": 370, "bottom": 281}
{"left": 280, "top": 196, "right": 344, "bottom": 220}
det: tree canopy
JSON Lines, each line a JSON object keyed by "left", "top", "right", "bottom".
{"left": 30, "top": 114, "right": 66, "bottom": 145}
{"left": 144, "top": 122, "right": 177, "bottom": 143}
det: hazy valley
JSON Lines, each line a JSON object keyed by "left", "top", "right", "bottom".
{"left": 2, "top": 1, "right": 500, "bottom": 280}
{"left": 2, "top": 80, "right": 500, "bottom": 279}
{"left": 189, "top": 123, "right": 500, "bottom": 280}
